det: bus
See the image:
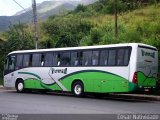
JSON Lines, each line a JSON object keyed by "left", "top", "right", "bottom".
{"left": 3, "top": 43, "right": 158, "bottom": 96}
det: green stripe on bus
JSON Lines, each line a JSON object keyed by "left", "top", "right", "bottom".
{"left": 18, "top": 72, "right": 41, "bottom": 80}
{"left": 20, "top": 70, "right": 141, "bottom": 92}
{"left": 18, "top": 72, "right": 61, "bottom": 90}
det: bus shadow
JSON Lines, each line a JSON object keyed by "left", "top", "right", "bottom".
{"left": 84, "top": 93, "right": 155, "bottom": 103}
{"left": 5, "top": 90, "right": 155, "bottom": 103}
{"left": 16, "top": 90, "right": 156, "bottom": 103}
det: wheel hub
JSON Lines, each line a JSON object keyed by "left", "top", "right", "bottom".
{"left": 74, "top": 84, "right": 82, "bottom": 95}
{"left": 18, "top": 83, "right": 23, "bottom": 91}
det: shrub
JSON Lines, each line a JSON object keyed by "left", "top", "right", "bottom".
{"left": 90, "top": 27, "right": 103, "bottom": 44}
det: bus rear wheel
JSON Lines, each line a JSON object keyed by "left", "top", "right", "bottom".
{"left": 16, "top": 80, "right": 24, "bottom": 93}
{"left": 72, "top": 81, "right": 84, "bottom": 97}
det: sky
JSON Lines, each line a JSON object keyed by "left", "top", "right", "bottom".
{"left": 0, "top": 0, "right": 80, "bottom": 16}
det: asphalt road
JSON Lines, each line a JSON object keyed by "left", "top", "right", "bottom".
{"left": 1, "top": 90, "right": 160, "bottom": 120}
{"left": 0, "top": 90, "right": 160, "bottom": 115}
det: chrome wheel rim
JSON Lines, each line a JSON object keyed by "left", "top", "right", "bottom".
{"left": 18, "top": 82, "right": 23, "bottom": 91}
{"left": 74, "top": 84, "right": 82, "bottom": 95}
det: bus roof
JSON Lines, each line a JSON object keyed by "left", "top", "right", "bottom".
{"left": 8, "top": 43, "right": 157, "bottom": 55}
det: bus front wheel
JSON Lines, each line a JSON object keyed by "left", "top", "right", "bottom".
{"left": 72, "top": 81, "right": 84, "bottom": 97}
{"left": 16, "top": 80, "right": 24, "bottom": 93}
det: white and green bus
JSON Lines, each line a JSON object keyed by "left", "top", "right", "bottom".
{"left": 3, "top": 43, "right": 158, "bottom": 96}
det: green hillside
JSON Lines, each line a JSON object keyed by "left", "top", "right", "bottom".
{"left": 2, "top": 0, "right": 159, "bottom": 49}
{"left": 38, "top": 1, "right": 160, "bottom": 49}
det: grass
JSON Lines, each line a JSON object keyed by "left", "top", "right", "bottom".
{"left": 86, "top": 4, "right": 160, "bottom": 29}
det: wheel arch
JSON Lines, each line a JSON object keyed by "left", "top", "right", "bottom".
{"left": 71, "top": 79, "right": 84, "bottom": 91}
{"left": 15, "top": 78, "right": 24, "bottom": 88}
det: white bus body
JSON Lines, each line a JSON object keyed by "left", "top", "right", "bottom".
{"left": 3, "top": 43, "right": 158, "bottom": 96}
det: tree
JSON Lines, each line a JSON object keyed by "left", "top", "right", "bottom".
{"left": 42, "top": 16, "right": 93, "bottom": 48}
{"left": 2, "top": 23, "right": 34, "bottom": 53}
{"left": 74, "top": 4, "right": 87, "bottom": 13}
{"left": 90, "top": 27, "right": 103, "bottom": 44}
{"left": 0, "top": 23, "right": 34, "bottom": 79}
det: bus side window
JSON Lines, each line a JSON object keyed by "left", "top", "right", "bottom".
{"left": 124, "top": 49, "right": 130, "bottom": 65}
{"left": 92, "top": 51, "right": 99, "bottom": 66}
{"left": 8, "top": 56, "right": 16, "bottom": 70}
{"left": 82, "top": 51, "right": 92, "bottom": 66}
{"left": 108, "top": 49, "right": 116, "bottom": 66}
{"left": 100, "top": 50, "right": 108, "bottom": 66}
{"left": 117, "top": 49, "right": 125, "bottom": 66}
{"left": 71, "top": 51, "right": 79, "bottom": 66}
{"left": 32, "top": 53, "right": 41, "bottom": 67}
{"left": 44, "top": 53, "right": 53, "bottom": 67}
{"left": 40, "top": 54, "right": 45, "bottom": 66}
{"left": 23, "top": 54, "right": 30, "bottom": 67}
{"left": 61, "top": 52, "right": 70, "bottom": 66}
{"left": 56, "top": 53, "right": 61, "bottom": 66}
{"left": 117, "top": 48, "right": 130, "bottom": 66}
{"left": 15, "top": 54, "right": 23, "bottom": 69}
{"left": 79, "top": 51, "right": 83, "bottom": 66}
{"left": 29, "top": 54, "right": 32, "bottom": 66}
{"left": 4, "top": 57, "right": 9, "bottom": 70}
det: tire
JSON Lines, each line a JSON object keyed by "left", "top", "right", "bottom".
{"left": 72, "top": 81, "right": 84, "bottom": 97}
{"left": 16, "top": 80, "right": 25, "bottom": 93}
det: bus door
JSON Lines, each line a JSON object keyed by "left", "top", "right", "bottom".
{"left": 4, "top": 55, "right": 16, "bottom": 87}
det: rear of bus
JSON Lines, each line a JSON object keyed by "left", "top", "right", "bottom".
{"left": 133, "top": 44, "right": 158, "bottom": 92}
